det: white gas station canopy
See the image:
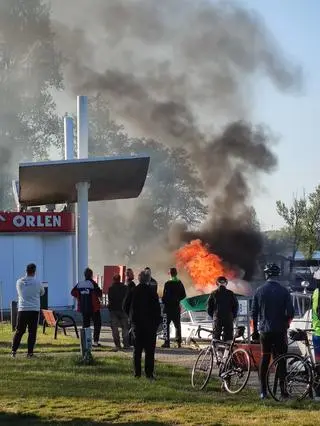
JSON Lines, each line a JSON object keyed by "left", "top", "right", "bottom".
{"left": 18, "top": 155, "right": 150, "bottom": 206}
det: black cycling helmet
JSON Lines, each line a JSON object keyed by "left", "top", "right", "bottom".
{"left": 264, "top": 263, "right": 280, "bottom": 278}
{"left": 216, "top": 276, "right": 228, "bottom": 286}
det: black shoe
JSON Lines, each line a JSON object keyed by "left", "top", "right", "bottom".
{"left": 161, "top": 343, "right": 170, "bottom": 348}
{"left": 134, "top": 374, "right": 141, "bottom": 379}
{"left": 27, "top": 353, "right": 34, "bottom": 358}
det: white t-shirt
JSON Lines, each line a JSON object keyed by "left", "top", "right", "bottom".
{"left": 16, "top": 276, "right": 45, "bottom": 312}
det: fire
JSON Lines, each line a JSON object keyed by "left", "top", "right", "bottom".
{"left": 175, "top": 239, "right": 236, "bottom": 292}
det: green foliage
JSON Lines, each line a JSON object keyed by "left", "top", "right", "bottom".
{"left": 276, "top": 196, "right": 307, "bottom": 259}
{"left": 276, "top": 185, "right": 320, "bottom": 261}
{"left": 0, "top": 0, "right": 62, "bottom": 210}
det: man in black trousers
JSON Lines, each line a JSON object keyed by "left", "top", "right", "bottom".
{"left": 123, "top": 270, "right": 161, "bottom": 380}
{"left": 11, "top": 263, "right": 45, "bottom": 358}
{"left": 161, "top": 267, "right": 186, "bottom": 348}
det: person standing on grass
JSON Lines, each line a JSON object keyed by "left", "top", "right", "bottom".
{"left": 11, "top": 263, "right": 44, "bottom": 358}
{"left": 123, "top": 271, "right": 162, "bottom": 380}
{"left": 108, "top": 274, "right": 130, "bottom": 350}
{"left": 207, "top": 276, "right": 239, "bottom": 342}
{"left": 312, "top": 281, "right": 320, "bottom": 401}
{"left": 125, "top": 268, "right": 136, "bottom": 291}
{"left": 161, "top": 267, "right": 186, "bottom": 348}
{"left": 71, "top": 267, "right": 102, "bottom": 347}
{"left": 144, "top": 267, "right": 158, "bottom": 295}
{"left": 251, "top": 263, "right": 294, "bottom": 400}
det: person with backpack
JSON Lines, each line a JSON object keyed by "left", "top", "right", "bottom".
{"left": 71, "top": 267, "right": 102, "bottom": 347}
{"left": 161, "top": 267, "right": 186, "bottom": 348}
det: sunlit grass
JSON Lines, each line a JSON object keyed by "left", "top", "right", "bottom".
{"left": 1, "top": 323, "right": 320, "bottom": 425}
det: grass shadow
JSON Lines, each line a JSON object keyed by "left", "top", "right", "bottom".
{"left": 0, "top": 412, "right": 171, "bottom": 426}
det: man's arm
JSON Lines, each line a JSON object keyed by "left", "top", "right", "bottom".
{"left": 153, "top": 292, "right": 162, "bottom": 326}
{"left": 285, "top": 290, "right": 295, "bottom": 321}
{"left": 71, "top": 284, "right": 79, "bottom": 298}
{"left": 92, "top": 280, "right": 102, "bottom": 298}
{"left": 123, "top": 289, "right": 133, "bottom": 316}
{"left": 207, "top": 293, "right": 216, "bottom": 318}
{"left": 251, "top": 292, "right": 259, "bottom": 332}
{"left": 232, "top": 293, "right": 239, "bottom": 319}
{"left": 179, "top": 281, "right": 187, "bottom": 301}
{"left": 39, "top": 282, "right": 45, "bottom": 297}
{"left": 162, "top": 282, "right": 168, "bottom": 305}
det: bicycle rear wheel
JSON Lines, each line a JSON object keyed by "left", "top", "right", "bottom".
{"left": 191, "top": 346, "right": 213, "bottom": 390}
{"left": 267, "top": 353, "right": 313, "bottom": 402}
{"left": 222, "top": 348, "right": 251, "bottom": 394}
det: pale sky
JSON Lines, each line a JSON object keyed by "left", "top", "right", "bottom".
{"left": 240, "top": 0, "right": 320, "bottom": 230}
{"left": 55, "top": 1, "right": 320, "bottom": 232}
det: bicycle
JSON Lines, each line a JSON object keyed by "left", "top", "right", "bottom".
{"left": 266, "top": 328, "right": 320, "bottom": 401}
{"left": 191, "top": 325, "right": 251, "bottom": 394}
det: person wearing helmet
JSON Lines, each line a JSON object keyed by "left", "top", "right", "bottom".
{"left": 251, "top": 263, "right": 294, "bottom": 400}
{"left": 207, "top": 276, "right": 239, "bottom": 342}
{"left": 311, "top": 280, "right": 320, "bottom": 400}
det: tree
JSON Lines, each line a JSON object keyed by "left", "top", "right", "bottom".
{"left": 276, "top": 195, "right": 307, "bottom": 269}
{"left": 0, "top": 0, "right": 63, "bottom": 209}
{"left": 300, "top": 185, "right": 320, "bottom": 261}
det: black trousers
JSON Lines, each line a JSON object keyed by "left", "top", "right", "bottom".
{"left": 132, "top": 327, "right": 157, "bottom": 378}
{"left": 212, "top": 317, "right": 234, "bottom": 342}
{"left": 259, "top": 331, "right": 288, "bottom": 395}
{"left": 12, "top": 311, "right": 39, "bottom": 354}
{"left": 82, "top": 311, "right": 101, "bottom": 343}
{"left": 164, "top": 309, "right": 182, "bottom": 345}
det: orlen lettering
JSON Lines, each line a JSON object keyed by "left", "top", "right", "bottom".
{"left": 12, "top": 215, "right": 62, "bottom": 228}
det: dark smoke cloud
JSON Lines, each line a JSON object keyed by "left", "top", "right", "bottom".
{"left": 51, "top": 0, "right": 302, "bottom": 279}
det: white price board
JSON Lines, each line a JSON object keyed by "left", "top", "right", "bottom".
{"left": 238, "top": 299, "right": 248, "bottom": 316}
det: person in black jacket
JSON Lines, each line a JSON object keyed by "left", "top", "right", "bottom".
{"left": 123, "top": 270, "right": 161, "bottom": 379}
{"left": 251, "top": 263, "right": 294, "bottom": 400}
{"left": 125, "top": 268, "right": 136, "bottom": 291}
{"left": 144, "top": 267, "right": 158, "bottom": 295}
{"left": 207, "top": 276, "right": 238, "bottom": 342}
{"left": 161, "top": 267, "right": 186, "bottom": 348}
{"left": 108, "top": 274, "right": 130, "bottom": 350}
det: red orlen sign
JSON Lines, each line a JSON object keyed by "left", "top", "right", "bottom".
{"left": 0, "top": 212, "right": 75, "bottom": 233}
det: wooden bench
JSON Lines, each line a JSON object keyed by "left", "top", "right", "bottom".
{"left": 41, "top": 309, "right": 79, "bottom": 339}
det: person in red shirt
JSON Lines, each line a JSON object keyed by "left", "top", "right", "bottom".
{"left": 71, "top": 267, "right": 102, "bottom": 347}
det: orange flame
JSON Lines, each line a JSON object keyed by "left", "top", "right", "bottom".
{"left": 175, "top": 239, "right": 236, "bottom": 292}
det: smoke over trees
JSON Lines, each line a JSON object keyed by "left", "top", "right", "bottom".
{"left": 0, "top": 0, "right": 303, "bottom": 280}
{"left": 50, "top": 0, "right": 302, "bottom": 277}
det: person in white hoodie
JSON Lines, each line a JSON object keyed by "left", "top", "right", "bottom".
{"left": 11, "top": 263, "right": 44, "bottom": 358}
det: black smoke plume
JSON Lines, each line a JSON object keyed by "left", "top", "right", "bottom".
{"left": 51, "top": 0, "right": 302, "bottom": 279}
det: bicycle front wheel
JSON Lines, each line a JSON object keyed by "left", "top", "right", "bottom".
{"left": 222, "top": 348, "right": 251, "bottom": 394}
{"left": 191, "top": 346, "right": 213, "bottom": 390}
{"left": 267, "top": 353, "right": 313, "bottom": 402}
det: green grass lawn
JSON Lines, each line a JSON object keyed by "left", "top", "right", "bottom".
{"left": 0, "top": 323, "right": 320, "bottom": 425}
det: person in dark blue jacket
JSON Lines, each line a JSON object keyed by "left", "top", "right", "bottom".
{"left": 251, "top": 263, "right": 294, "bottom": 400}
